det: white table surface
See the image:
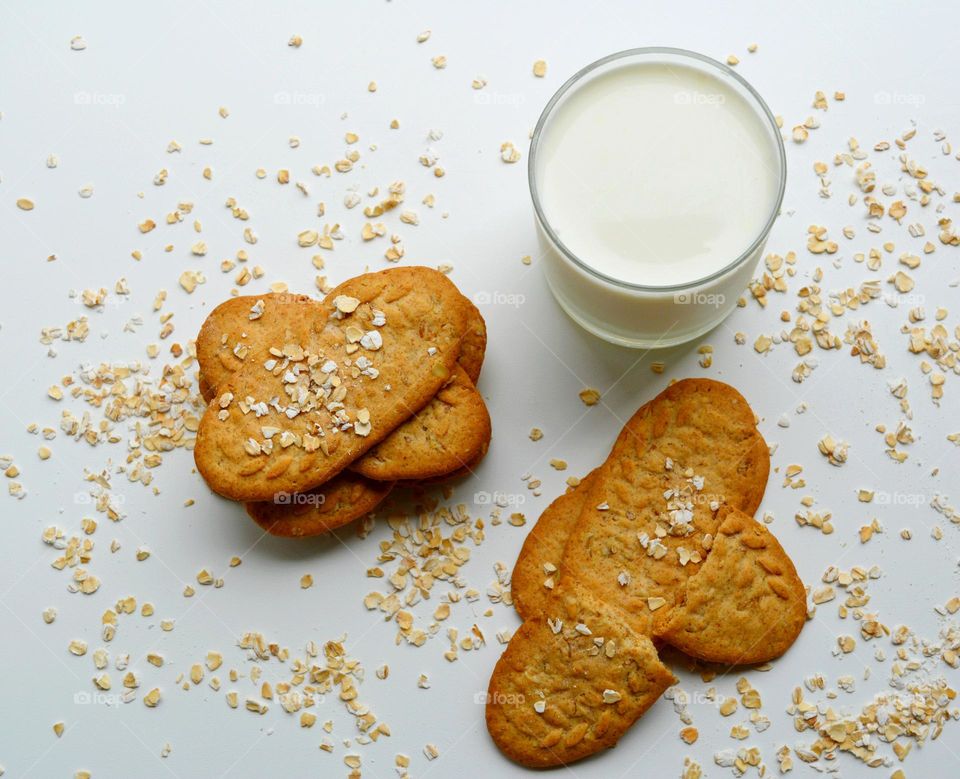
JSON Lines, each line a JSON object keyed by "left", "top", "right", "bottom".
{"left": 2, "top": 1, "right": 959, "bottom": 777}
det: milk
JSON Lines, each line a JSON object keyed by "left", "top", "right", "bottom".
{"left": 531, "top": 49, "right": 785, "bottom": 347}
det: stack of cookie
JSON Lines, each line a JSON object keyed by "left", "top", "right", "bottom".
{"left": 487, "top": 379, "right": 807, "bottom": 768}
{"left": 193, "top": 266, "right": 491, "bottom": 537}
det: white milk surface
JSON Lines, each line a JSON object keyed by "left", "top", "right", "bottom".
{"left": 537, "top": 60, "right": 781, "bottom": 287}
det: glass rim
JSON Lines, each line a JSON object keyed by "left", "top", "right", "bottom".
{"left": 528, "top": 46, "right": 787, "bottom": 293}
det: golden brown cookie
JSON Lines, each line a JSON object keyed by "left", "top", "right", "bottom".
{"left": 351, "top": 365, "right": 491, "bottom": 481}
{"left": 246, "top": 472, "right": 393, "bottom": 538}
{"left": 510, "top": 470, "right": 597, "bottom": 621}
{"left": 195, "top": 285, "right": 487, "bottom": 525}
{"left": 654, "top": 507, "right": 807, "bottom": 664}
{"left": 559, "top": 378, "right": 770, "bottom": 635}
{"left": 194, "top": 267, "right": 470, "bottom": 502}
{"left": 195, "top": 288, "right": 488, "bottom": 485}
{"left": 486, "top": 585, "right": 675, "bottom": 768}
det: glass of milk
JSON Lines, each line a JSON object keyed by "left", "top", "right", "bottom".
{"left": 530, "top": 48, "right": 786, "bottom": 348}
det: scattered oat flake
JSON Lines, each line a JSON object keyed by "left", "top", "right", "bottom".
{"left": 578, "top": 388, "right": 601, "bottom": 406}
{"left": 817, "top": 434, "right": 849, "bottom": 466}
{"left": 500, "top": 141, "right": 521, "bottom": 164}
{"left": 602, "top": 689, "right": 622, "bottom": 704}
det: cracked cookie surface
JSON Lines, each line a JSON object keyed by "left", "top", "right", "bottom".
{"left": 653, "top": 506, "right": 807, "bottom": 664}
{"left": 486, "top": 586, "right": 675, "bottom": 769}
{"left": 559, "top": 378, "right": 770, "bottom": 634}
{"left": 491, "top": 379, "right": 801, "bottom": 767}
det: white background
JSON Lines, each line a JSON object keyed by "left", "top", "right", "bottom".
{"left": 1, "top": 1, "right": 959, "bottom": 777}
